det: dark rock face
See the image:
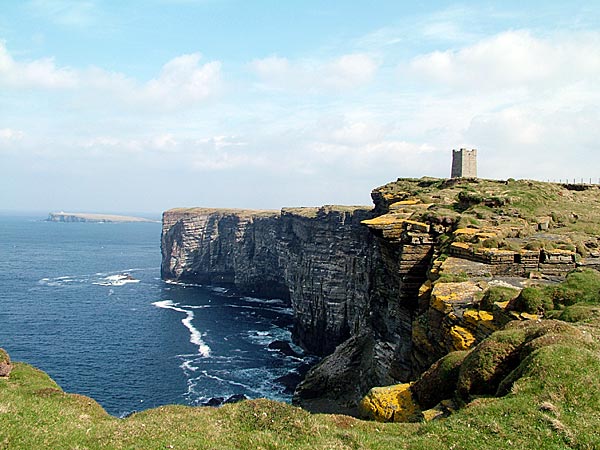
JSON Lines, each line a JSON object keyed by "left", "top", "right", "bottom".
{"left": 278, "top": 207, "right": 378, "bottom": 355}
{"left": 161, "top": 204, "right": 437, "bottom": 412}
{"left": 292, "top": 334, "right": 396, "bottom": 415}
{"left": 161, "top": 206, "right": 383, "bottom": 356}
{"left": 161, "top": 208, "right": 288, "bottom": 299}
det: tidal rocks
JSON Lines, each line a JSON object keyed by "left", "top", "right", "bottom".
{"left": 267, "top": 340, "right": 301, "bottom": 358}
{"left": 202, "top": 394, "right": 248, "bottom": 407}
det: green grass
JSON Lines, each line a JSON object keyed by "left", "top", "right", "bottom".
{"left": 510, "top": 268, "right": 600, "bottom": 314}
{"left": 372, "top": 178, "right": 600, "bottom": 255}
{"left": 4, "top": 313, "right": 600, "bottom": 450}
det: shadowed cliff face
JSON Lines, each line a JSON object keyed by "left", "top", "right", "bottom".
{"left": 161, "top": 202, "right": 438, "bottom": 411}
{"left": 161, "top": 208, "right": 289, "bottom": 299}
{"left": 161, "top": 206, "right": 391, "bottom": 356}
{"left": 278, "top": 207, "right": 378, "bottom": 355}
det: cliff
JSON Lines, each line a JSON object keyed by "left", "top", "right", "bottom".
{"left": 161, "top": 178, "right": 600, "bottom": 414}
{"left": 162, "top": 205, "right": 379, "bottom": 355}
{"left": 3, "top": 179, "right": 600, "bottom": 447}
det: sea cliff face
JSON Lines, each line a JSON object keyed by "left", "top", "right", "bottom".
{"left": 162, "top": 178, "right": 600, "bottom": 415}
{"left": 161, "top": 208, "right": 288, "bottom": 299}
{"left": 161, "top": 206, "right": 385, "bottom": 356}
{"left": 161, "top": 203, "right": 442, "bottom": 412}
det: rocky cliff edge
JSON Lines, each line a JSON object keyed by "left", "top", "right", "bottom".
{"left": 161, "top": 178, "right": 600, "bottom": 415}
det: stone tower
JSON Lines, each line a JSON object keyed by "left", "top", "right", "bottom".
{"left": 451, "top": 148, "right": 477, "bottom": 178}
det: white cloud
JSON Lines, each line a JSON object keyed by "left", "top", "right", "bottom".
{"left": 0, "top": 128, "right": 25, "bottom": 141}
{"left": 250, "top": 53, "right": 378, "bottom": 92}
{"left": 0, "top": 42, "right": 78, "bottom": 88}
{"left": 0, "top": 43, "right": 222, "bottom": 109}
{"left": 407, "top": 30, "right": 600, "bottom": 91}
{"left": 141, "top": 53, "right": 222, "bottom": 108}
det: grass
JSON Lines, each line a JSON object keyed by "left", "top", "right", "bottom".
{"left": 510, "top": 268, "right": 600, "bottom": 314}
{"left": 371, "top": 177, "right": 600, "bottom": 255}
{"left": 4, "top": 312, "right": 600, "bottom": 450}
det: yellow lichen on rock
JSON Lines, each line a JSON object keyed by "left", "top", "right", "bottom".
{"left": 463, "top": 309, "right": 498, "bottom": 333}
{"left": 454, "top": 228, "right": 479, "bottom": 235}
{"left": 519, "top": 312, "right": 541, "bottom": 321}
{"left": 430, "top": 282, "right": 483, "bottom": 314}
{"left": 360, "top": 214, "right": 405, "bottom": 226}
{"left": 431, "top": 292, "right": 460, "bottom": 314}
{"left": 390, "top": 199, "right": 420, "bottom": 207}
{"left": 359, "top": 383, "right": 422, "bottom": 423}
{"left": 422, "top": 399, "right": 458, "bottom": 422}
{"left": 448, "top": 325, "right": 476, "bottom": 350}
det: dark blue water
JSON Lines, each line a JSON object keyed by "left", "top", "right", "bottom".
{"left": 0, "top": 215, "right": 311, "bottom": 416}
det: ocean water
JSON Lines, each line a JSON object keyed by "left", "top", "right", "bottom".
{"left": 0, "top": 214, "right": 312, "bottom": 417}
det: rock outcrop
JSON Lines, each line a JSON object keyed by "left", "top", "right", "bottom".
{"left": 0, "top": 348, "right": 12, "bottom": 377}
{"left": 162, "top": 177, "right": 600, "bottom": 415}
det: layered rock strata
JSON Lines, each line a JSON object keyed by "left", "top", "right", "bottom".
{"left": 162, "top": 204, "right": 433, "bottom": 411}
{"left": 162, "top": 206, "right": 384, "bottom": 355}
{"left": 163, "top": 177, "right": 600, "bottom": 415}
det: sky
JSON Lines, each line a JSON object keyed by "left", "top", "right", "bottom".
{"left": 1, "top": 1, "right": 600, "bottom": 213}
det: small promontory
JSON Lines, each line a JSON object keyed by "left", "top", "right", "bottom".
{"left": 47, "top": 212, "right": 157, "bottom": 223}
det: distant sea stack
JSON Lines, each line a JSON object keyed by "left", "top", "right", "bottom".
{"left": 47, "top": 212, "right": 156, "bottom": 223}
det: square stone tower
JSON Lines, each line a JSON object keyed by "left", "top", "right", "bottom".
{"left": 451, "top": 148, "right": 477, "bottom": 178}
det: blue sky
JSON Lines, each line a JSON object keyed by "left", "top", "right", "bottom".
{"left": 1, "top": 1, "right": 600, "bottom": 213}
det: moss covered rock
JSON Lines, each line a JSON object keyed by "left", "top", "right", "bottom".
{"left": 0, "top": 348, "right": 12, "bottom": 377}
{"left": 457, "top": 320, "right": 585, "bottom": 400}
{"left": 411, "top": 351, "right": 467, "bottom": 410}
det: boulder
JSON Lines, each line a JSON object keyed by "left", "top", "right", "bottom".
{"left": 0, "top": 348, "right": 11, "bottom": 377}
{"left": 358, "top": 383, "right": 422, "bottom": 423}
{"left": 267, "top": 340, "right": 301, "bottom": 358}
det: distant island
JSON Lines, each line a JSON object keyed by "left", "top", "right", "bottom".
{"left": 47, "top": 212, "right": 157, "bottom": 223}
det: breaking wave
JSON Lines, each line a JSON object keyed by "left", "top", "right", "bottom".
{"left": 152, "top": 300, "right": 211, "bottom": 357}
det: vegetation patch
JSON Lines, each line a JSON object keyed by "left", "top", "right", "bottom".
{"left": 509, "top": 268, "right": 600, "bottom": 315}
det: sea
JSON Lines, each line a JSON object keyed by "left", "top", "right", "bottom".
{"left": 0, "top": 214, "right": 314, "bottom": 417}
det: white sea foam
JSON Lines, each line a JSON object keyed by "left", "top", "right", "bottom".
{"left": 93, "top": 274, "right": 141, "bottom": 286}
{"left": 180, "top": 360, "right": 199, "bottom": 372}
{"left": 210, "top": 286, "right": 228, "bottom": 293}
{"left": 165, "top": 279, "right": 203, "bottom": 288}
{"left": 152, "top": 300, "right": 211, "bottom": 357}
{"left": 243, "top": 297, "right": 285, "bottom": 305}
{"left": 39, "top": 268, "right": 155, "bottom": 288}
{"left": 198, "top": 370, "right": 253, "bottom": 391}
